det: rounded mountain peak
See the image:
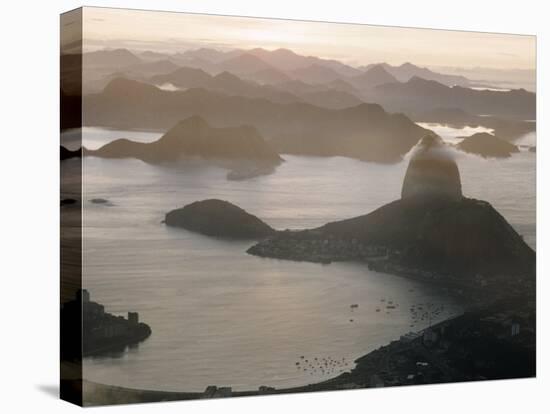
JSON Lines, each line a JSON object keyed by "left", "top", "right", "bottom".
{"left": 401, "top": 134, "right": 462, "bottom": 201}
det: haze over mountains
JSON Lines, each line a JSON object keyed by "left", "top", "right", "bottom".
{"left": 150, "top": 66, "right": 363, "bottom": 109}
{"left": 77, "top": 47, "right": 533, "bottom": 92}
{"left": 360, "top": 62, "right": 470, "bottom": 86}
{"left": 87, "top": 115, "right": 283, "bottom": 167}
{"left": 61, "top": 46, "right": 536, "bottom": 166}
{"left": 370, "top": 76, "right": 535, "bottom": 119}
{"left": 84, "top": 77, "right": 430, "bottom": 163}
{"left": 73, "top": 47, "right": 535, "bottom": 114}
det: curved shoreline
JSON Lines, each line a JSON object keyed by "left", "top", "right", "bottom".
{"left": 78, "top": 291, "right": 535, "bottom": 406}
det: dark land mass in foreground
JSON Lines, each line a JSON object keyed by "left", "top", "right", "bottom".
{"left": 61, "top": 289, "right": 151, "bottom": 360}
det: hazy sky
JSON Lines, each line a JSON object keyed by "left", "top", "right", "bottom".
{"left": 78, "top": 7, "right": 536, "bottom": 70}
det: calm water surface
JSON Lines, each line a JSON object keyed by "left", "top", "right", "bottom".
{"left": 74, "top": 125, "right": 535, "bottom": 392}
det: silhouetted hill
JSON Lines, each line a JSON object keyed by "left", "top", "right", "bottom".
{"left": 350, "top": 65, "right": 399, "bottom": 90}
{"left": 362, "top": 62, "right": 471, "bottom": 86}
{"left": 179, "top": 47, "right": 361, "bottom": 77}
{"left": 151, "top": 69, "right": 300, "bottom": 104}
{"left": 85, "top": 78, "right": 430, "bottom": 162}
{"left": 88, "top": 115, "right": 283, "bottom": 166}
{"left": 457, "top": 132, "right": 519, "bottom": 158}
{"left": 165, "top": 199, "right": 275, "bottom": 239}
{"left": 246, "top": 47, "right": 362, "bottom": 77}
{"left": 257, "top": 197, "right": 534, "bottom": 277}
{"left": 372, "top": 77, "right": 535, "bottom": 119}
{"left": 246, "top": 47, "right": 307, "bottom": 71}
{"left": 101, "top": 77, "right": 161, "bottom": 99}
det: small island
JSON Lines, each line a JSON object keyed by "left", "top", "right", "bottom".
{"left": 165, "top": 199, "right": 275, "bottom": 239}
{"left": 456, "top": 132, "right": 519, "bottom": 158}
{"left": 90, "top": 198, "right": 113, "bottom": 206}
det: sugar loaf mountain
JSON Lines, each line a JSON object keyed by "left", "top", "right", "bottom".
{"left": 245, "top": 135, "right": 535, "bottom": 292}
{"left": 84, "top": 77, "right": 430, "bottom": 163}
{"left": 86, "top": 115, "right": 283, "bottom": 179}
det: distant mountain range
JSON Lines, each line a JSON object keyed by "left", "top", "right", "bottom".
{"left": 81, "top": 47, "right": 474, "bottom": 88}
{"left": 349, "top": 65, "right": 399, "bottom": 91}
{"left": 84, "top": 48, "right": 142, "bottom": 67}
{"left": 151, "top": 68, "right": 300, "bottom": 104}
{"left": 75, "top": 47, "right": 536, "bottom": 146}
{"left": 151, "top": 66, "right": 362, "bottom": 109}
{"left": 360, "top": 62, "right": 471, "bottom": 86}
{"left": 371, "top": 76, "right": 535, "bottom": 119}
{"left": 84, "top": 77, "right": 430, "bottom": 162}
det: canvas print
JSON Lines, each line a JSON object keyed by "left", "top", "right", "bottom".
{"left": 60, "top": 7, "right": 536, "bottom": 406}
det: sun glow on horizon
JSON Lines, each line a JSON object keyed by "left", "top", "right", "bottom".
{"left": 75, "top": 7, "right": 536, "bottom": 71}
